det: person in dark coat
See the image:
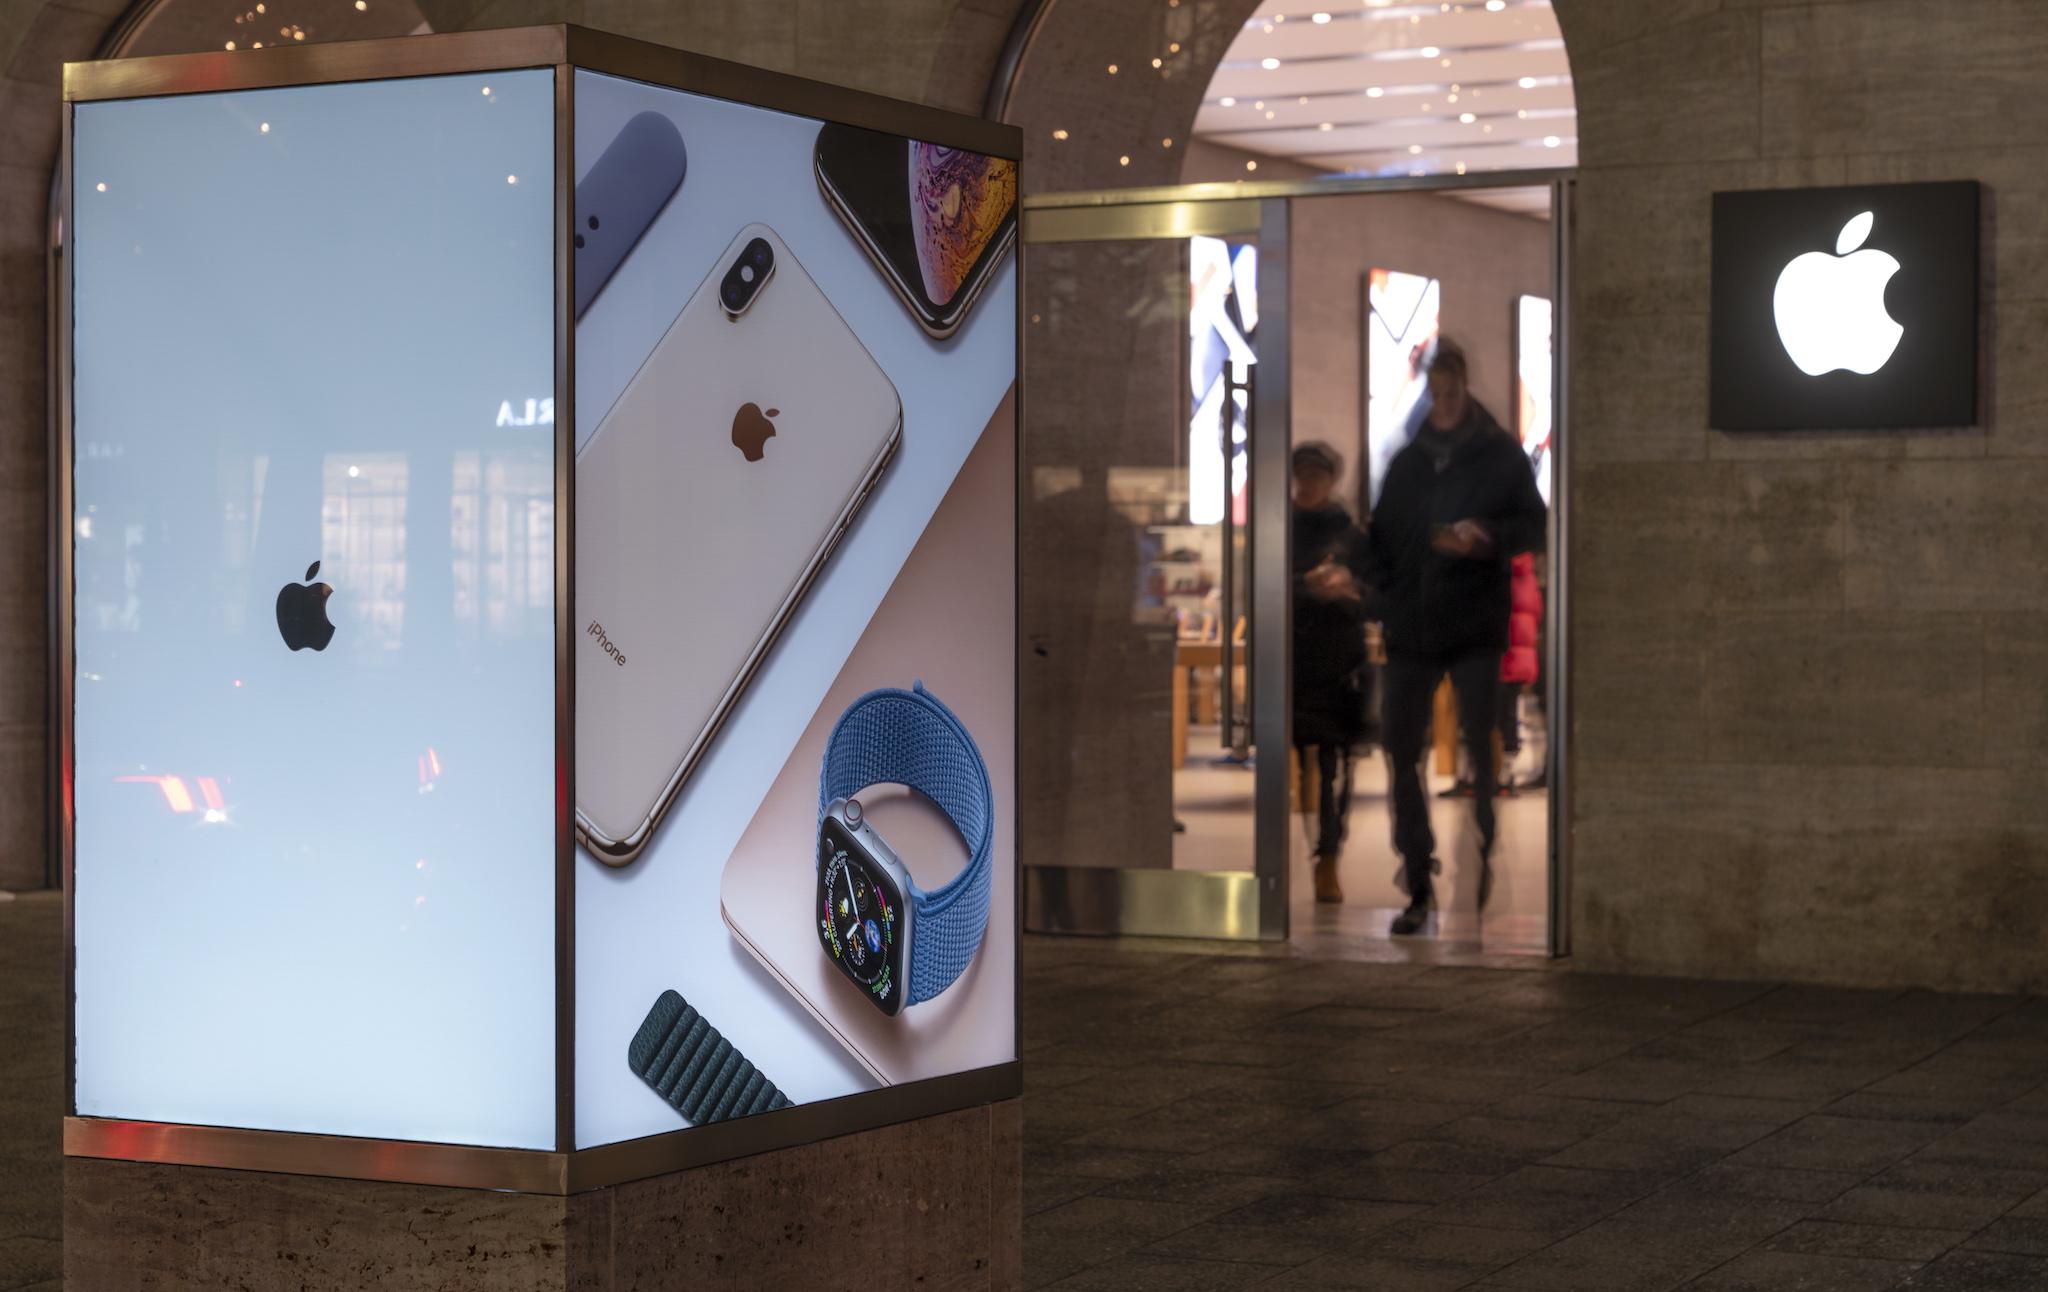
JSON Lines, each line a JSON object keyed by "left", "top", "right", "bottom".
{"left": 1290, "top": 441, "right": 1370, "bottom": 904}
{"left": 1366, "top": 341, "right": 1545, "bottom": 936}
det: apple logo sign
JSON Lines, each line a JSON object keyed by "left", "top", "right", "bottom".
{"left": 275, "top": 560, "right": 336, "bottom": 652}
{"left": 731, "top": 403, "right": 779, "bottom": 462}
{"left": 1772, "top": 210, "right": 1904, "bottom": 377}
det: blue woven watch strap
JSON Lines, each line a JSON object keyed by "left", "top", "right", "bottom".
{"left": 819, "top": 682, "right": 994, "bottom": 1006}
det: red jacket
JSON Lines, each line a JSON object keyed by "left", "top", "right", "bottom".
{"left": 1500, "top": 553, "right": 1541, "bottom": 685}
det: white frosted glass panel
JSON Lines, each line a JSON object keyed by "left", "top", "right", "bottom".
{"left": 71, "top": 70, "right": 558, "bottom": 1149}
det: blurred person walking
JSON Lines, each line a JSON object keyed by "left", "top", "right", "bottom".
{"left": 1291, "top": 441, "right": 1371, "bottom": 905}
{"left": 1367, "top": 342, "right": 1544, "bottom": 936}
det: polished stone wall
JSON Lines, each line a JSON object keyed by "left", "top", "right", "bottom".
{"left": 1558, "top": 0, "right": 2048, "bottom": 993}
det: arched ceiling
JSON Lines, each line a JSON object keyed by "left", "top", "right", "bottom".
{"left": 1194, "top": 0, "right": 1576, "bottom": 178}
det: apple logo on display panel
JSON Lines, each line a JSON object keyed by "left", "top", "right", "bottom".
{"left": 276, "top": 560, "right": 336, "bottom": 652}
{"left": 1772, "top": 211, "right": 1902, "bottom": 377}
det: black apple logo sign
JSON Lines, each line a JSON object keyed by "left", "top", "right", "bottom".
{"left": 731, "top": 403, "right": 778, "bottom": 462}
{"left": 276, "top": 560, "right": 336, "bottom": 652}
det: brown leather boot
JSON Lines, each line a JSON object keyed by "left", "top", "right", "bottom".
{"left": 1313, "top": 854, "right": 1343, "bottom": 904}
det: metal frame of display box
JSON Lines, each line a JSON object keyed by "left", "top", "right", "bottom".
{"left": 56, "top": 23, "right": 1023, "bottom": 1195}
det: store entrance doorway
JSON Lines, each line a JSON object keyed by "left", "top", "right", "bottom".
{"left": 1018, "top": 174, "right": 1571, "bottom": 955}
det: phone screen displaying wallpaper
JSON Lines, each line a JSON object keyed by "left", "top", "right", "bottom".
{"left": 817, "top": 122, "right": 1017, "bottom": 317}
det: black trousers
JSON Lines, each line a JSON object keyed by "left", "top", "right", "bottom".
{"left": 1295, "top": 742, "right": 1355, "bottom": 858}
{"left": 1382, "top": 648, "right": 1502, "bottom": 902}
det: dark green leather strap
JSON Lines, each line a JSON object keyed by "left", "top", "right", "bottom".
{"left": 627, "top": 989, "right": 791, "bottom": 1124}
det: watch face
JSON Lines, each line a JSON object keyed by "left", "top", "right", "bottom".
{"left": 817, "top": 817, "right": 907, "bottom": 1015}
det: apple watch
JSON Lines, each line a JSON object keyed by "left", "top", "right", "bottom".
{"left": 816, "top": 682, "right": 993, "bottom": 1017}
{"left": 628, "top": 989, "right": 790, "bottom": 1124}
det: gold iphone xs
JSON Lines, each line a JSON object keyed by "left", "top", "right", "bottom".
{"left": 575, "top": 224, "right": 902, "bottom": 865}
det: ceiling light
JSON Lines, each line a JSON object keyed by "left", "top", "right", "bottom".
{"left": 1052, "top": 128, "right": 1069, "bottom": 140}
{"left": 1318, "top": 121, "right": 1333, "bottom": 130}
{"left": 1486, "top": 0, "right": 1505, "bottom": 8}
{"left": 1312, "top": 10, "right": 1331, "bottom": 21}
{"left": 1246, "top": 160, "right": 1259, "bottom": 171}
{"left": 506, "top": 174, "right": 518, "bottom": 184}
{"left": 1170, "top": 42, "right": 1180, "bottom": 52}
{"left": 1519, "top": 76, "right": 1537, "bottom": 88}
{"left": 1151, "top": 57, "right": 1163, "bottom": 68}
{"left": 1265, "top": 110, "right": 1276, "bottom": 119}
{"left": 1107, "top": 63, "right": 1118, "bottom": 74}
{"left": 1261, "top": 57, "right": 1281, "bottom": 69}
{"left": 260, "top": 121, "right": 270, "bottom": 132}
{"left": 1456, "top": 161, "right": 1468, "bottom": 173}
{"left": 1459, "top": 112, "right": 1475, "bottom": 123}
{"left": 1162, "top": 137, "right": 1173, "bottom": 147}
{"left": 1367, "top": 87, "right": 1383, "bottom": 98}
{"left": 95, "top": 182, "right": 106, "bottom": 192}
{"left": 1220, "top": 96, "right": 1236, "bottom": 106}
{"left": 1119, "top": 154, "right": 1130, "bottom": 166}
{"left": 1408, "top": 144, "right": 1423, "bottom": 154}
{"left": 1420, "top": 45, "right": 1440, "bottom": 57}
{"left": 1448, "top": 93, "right": 1459, "bottom": 103}
{"left": 1254, "top": 100, "right": 1265, "bottom": 109}
{"left": 1298, "top": 96, "right": 1308, "bottom": 104}
{"left": 1441, "top": 57, "right": 1452, "bottom": 66}
{"left": 1544, "top": 134, "right": 1561, "bottom": 147}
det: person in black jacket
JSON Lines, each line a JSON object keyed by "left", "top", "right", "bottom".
{"left": 1367, "top": 340, "right": 1545, "bottom": 936}
{"left": 1291, "top": 441, "right": 1371, "bottom": 904}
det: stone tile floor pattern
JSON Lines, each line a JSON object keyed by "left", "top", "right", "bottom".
{"left": 1020, "top": 936, "right": 2048, "bottom": 1291}
{"left": 4, "top": 891, "right": 2048, "bottom": 1290}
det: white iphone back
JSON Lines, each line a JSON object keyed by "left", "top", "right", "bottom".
{"left": 576, "top": 224, "right": 901, "bottom": 862}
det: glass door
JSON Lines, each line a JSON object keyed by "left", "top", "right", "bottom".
{"left": 1018, "top": 199, "right": 1288, "bottom": 940}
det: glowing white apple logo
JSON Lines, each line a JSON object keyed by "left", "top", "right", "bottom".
{"left": 1772, "top": 211, "right": 1903, "bottom": 377}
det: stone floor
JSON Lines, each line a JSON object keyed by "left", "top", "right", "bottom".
{"left": 6, "top": 891, "right": 2048, "bottom": 1290}
{"left": 1021, "top": 936, "right": 2048, "bottom": 1291}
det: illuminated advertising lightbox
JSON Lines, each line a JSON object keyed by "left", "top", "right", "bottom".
{"left": 65, "top": 30, "right": 1019, "bottom": 1183}
{"left": 1710, "top": 181, "right": 1978, "bottom": 431}
{"left": 1515, "top": 294, "right": 1553, "bottom": 506}
{"left": 1365, "top": 268, "right": 1439, "bottom": 507}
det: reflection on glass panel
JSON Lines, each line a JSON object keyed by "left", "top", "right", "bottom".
{"left": 322, "top": 453, "right": 408, "bottom": 649}
{"left": 451, "top": 449, "right": 553, "bottom": 637}
{"left": 1020, "top": 234, "right": 1259, "bottom": 878}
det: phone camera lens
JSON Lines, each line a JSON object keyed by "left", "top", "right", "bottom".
{"left": 720, "top": 238, "right": 775, "bottom": 317}
{"left": 587, "top": 214, "right": 600, "bottom": 230}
